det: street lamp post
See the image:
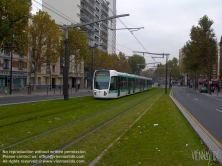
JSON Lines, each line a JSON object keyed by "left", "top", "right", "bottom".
{"left": 89, "top": 43, "right": 99, "bottom": 90}
{"left": 187, "top": 74, "right": 188, "bottom": 88}
{"left": 9, "top": 15, "right": 27, "bottom": 95}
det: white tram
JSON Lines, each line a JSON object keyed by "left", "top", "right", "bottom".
{"left": 93, "top": 70, "right": 152, "bottom": 99}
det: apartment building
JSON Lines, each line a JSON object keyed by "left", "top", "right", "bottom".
{"left": 42, "top": 0, "right": 116, "bottom": 53}
{"left": 0, "top": 50, "right": 28, "bottom": 90}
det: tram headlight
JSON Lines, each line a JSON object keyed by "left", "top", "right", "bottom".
{"left": 94, "top": 90, "right": 96, "bottom": 95}
{"left": 104, "top": 90, "right": 108, "bottom": 96}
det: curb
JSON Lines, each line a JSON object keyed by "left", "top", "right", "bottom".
{"left": 169, "top": 89, "right": 222, "bottom": 166}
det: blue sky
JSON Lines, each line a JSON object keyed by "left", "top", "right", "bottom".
{"left": 31, "top": 0, "right": 222, "bottom": 65}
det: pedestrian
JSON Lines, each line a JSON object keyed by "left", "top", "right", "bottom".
{"left": 211, "top": 85, "right": 215, "bottom": 92}
{"left": 77, "top": 83, "right": 80, "bottom": 90}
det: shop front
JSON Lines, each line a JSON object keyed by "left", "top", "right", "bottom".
{"left": 0, "top": 71, "right": 27, "bottom": 90}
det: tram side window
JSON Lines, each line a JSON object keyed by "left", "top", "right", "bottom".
{"left": 128, "top": 78, "right": 131, "bottom": 88}
{"left": 119, "top": 77, "right": 127, "bottom": 89}
{"left": 131, "top": 78, "right": 135, "bottom": 88}
{"left": 110, "top": 76, "right": 117, "bottom": 90}
{"left": 136, "top": 79, "right": 140, "bottom": 89}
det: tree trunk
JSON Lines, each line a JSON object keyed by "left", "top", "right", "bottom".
{"left": 33, "top": 70, "right": 37, "bottom": 91}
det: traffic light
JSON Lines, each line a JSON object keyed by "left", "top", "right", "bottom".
{"left": 218, "top": 76, "right": 221, "bottom": 80}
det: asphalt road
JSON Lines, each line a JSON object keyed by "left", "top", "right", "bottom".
{"left": 0, "top": 91, "right": 92, "bottom": 106}
{"left": 172, "top": 86, "right": 222, "bottom": 146}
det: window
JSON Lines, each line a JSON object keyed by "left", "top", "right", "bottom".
{"left": 60, "top": 66, "right": 63, "bottom": 74}
{"left": 95, "top": 36, "right": 99, "bottom": 42}
{"left": 3, "top": 50, "right": 10, "bottom": 56}
{"left": 3, "top": 59, "right": 9, "bottom": 69}
{"left": 52, "top": 65, "right": 55, "bottom": 72}
{"left": 80, "top": 19, "right": 85, "bottom": 24}
{"left": 45, "top": 77, "right": 48, "bottom": 85}
{"left": 19, "top": 52, "right": 24, "bottom": 57}
{"left": 95, "top": 14, "right": 99, "bottom": 19}
{"left": 110, "top": 76, "right": 118, "bottom": 90}
{"left": 46, "top": 64, "right": 50, "bottom": 70}
{"left": 18, "top": 61, "right": 23, "bottom": 70}
{"left": 30, "top": 77, "right": 34, "bottom": 85}
{"left": 38, "top": 77, "right": 41, "bottom": 85}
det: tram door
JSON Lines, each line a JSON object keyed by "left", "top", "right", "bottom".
{"left": 128, "top": 78, "right": 130, "bottom": 95}
{"left": 117, "top": 77, "right": 120, "bottom": 97}
{"left": 133, "top": 78, "right": 135, "bottom": 93}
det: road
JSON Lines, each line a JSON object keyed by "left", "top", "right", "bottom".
{"left": 0, "top": 91, "right": 92, "bottom": 106}
{"left": 172, "top": 86, "right": 222, "bottom": 148}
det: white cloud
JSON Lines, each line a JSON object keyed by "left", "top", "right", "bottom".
{"left": 116, "top": 0, "right": 222, "bottom": 64}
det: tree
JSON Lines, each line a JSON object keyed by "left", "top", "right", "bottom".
{"left": 29, "top": 11, "right": 61, "bottom": 90}
{"left": 182, "top": 15, "right": 217, "bottom": 85}
{"left": 0, "top": 0, "right": 30, "bottom": 53}
{"left": 59, "top": 28, "right": 90, "bottom": 90}
{"left": 154, "top": 63, "right": 165, "bottom": 80}
{"left": 167, "top": 57, "right": 181, "bottom": 80}
{"left": 128, "top": 54, "right": 145, "bottom": 75}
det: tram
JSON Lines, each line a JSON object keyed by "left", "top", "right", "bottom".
{"left": 93, "top": 70, "right": 152, "bottom": 99}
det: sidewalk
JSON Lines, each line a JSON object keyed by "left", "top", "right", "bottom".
{"left": 192, "top": 86, "right": 222, "bottom": 99}
{"left": 0, "top": 88, "right": 92, "bottom": 98}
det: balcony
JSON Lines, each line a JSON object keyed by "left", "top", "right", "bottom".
{"left": 100, "top": 40, "right": 108, "bottom": 47}
{"left": 94, "top": 31, "right": 99, "bottom": 36}
{"left": 79, "top": 4, "right": 94, "bottom": 18}
{"left": 100, "top": 27, "right": 108, "bottom": 35}
{"left": 94, "top": 1, "right": 100, "bottom": 8}
{"left": 101, "top": 20, "right": 108, "bottom": 27}
{"left": 79, "top": 12, "right": 92, "bottom": 22}
{"left": 94, "top": 22, "right": 99, "bottom": 29}
{"left": 100, "top": 34, "right": 108, "bottom": 41}
{"left": 81, "top": 0, "right": 95, "bottom": 11}
{"left": 101, "top": 6, "right": 108, "bottom": 15}
{"left": 94, "top": 8, "right": 100, "bottom": 16}
{"left": 87, "top": 34, "right": 94, "bottom": 40}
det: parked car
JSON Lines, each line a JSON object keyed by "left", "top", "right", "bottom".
{"left": 199, "top": 87, "right": 208, "bottom": 93}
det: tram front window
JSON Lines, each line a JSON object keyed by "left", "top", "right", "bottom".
{"left": 94, "top": 71, "right": 110, "bottom": 90}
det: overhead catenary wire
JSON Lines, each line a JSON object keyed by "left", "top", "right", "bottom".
{"left": 106, "top": 4, "right": 156, "bottom": 62}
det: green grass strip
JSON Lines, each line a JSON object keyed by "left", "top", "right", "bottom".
{"left": 93, "top": 91, "right": 218, "bottom": 166}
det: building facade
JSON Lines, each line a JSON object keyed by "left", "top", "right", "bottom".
{"left": 38, "top": 0, "right": 116, "bottom": 89}
{"left": 42, "top": 0, "right": 116, "bottom": 53}
{"left": 0, "top": 51, "right": 28, "bottom": 90}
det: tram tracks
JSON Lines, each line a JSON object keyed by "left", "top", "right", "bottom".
{"left": 0, "top": 92, "right": 148, "bottom": 151}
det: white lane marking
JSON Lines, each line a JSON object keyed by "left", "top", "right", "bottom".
{"left": 188, "top": 94, "right": 189, "bottom": 95}
{"left": 216, "top": 109, "right": 222, "bottom": 113}
{"left": 194, "top": 98, "right": 198, "bottom": 100}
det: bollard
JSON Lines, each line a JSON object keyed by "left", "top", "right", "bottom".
{"left": 47, "top": 86, "right": 48, "bottom": 95}
{"left": 27, "top": 85, "right": 29, "bottom": 94}
{"left": 54, "top": 86, "right": 55, "bottom": 94}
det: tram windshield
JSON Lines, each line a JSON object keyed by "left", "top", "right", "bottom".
{"left": 94, "top": 71, "right": 110, "bottom": 89}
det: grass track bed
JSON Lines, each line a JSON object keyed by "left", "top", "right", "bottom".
{"left": 1, "top": 88, "right": 216, "bottom": 165}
